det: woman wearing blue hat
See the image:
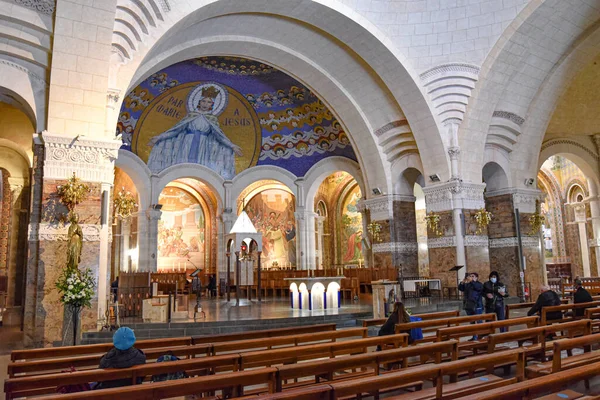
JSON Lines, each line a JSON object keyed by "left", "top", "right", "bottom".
{"left": 95, "top": 327, "right": 146, "bottom": 389}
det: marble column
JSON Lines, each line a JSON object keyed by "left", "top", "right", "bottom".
{"left": 24, "top": 132, "right": 121, "bottom": 347}
{"left": 423, "top": 182, "right": 487, "bottom": 289}
{"left": 569, "top": 202, "right": 590, "bottom": 277}
{"left": 315, "top": 216, "right": 325, "bottom": 270}
{"left": 360, "top": 195, "right": 419, "bottom": 278}
{"left": 144, "top": 208, "right": 162, "bottom": 272}
{"left": 295, "top": 208, "right": 317, "bottom": 270}
{"left": 485, "top": 189, "right": 545, "bottom": 299}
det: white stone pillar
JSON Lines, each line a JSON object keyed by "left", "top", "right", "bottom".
{"left": 295, "top": 208, "right": 308, "bottom": 270}
{"left": 572, "top": 203, "right": 591, "bottom": 277}
{"left": 315, "top": 216, "right": 325, "bottom": 270}
{"left": 97, "top": 183, "right": 111, "bottom": 328}
{"left": 586, "top": 180, "right": 600, "bottom": 276}
{"left": 119, "top": 219, "right": 131, "bottom": 272}
{"left": 145, "top": 208, "right": 162, "bottom": 272}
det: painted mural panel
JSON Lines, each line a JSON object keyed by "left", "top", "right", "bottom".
{"left": 119, "top": 56, "right": 357, "bottom": 178}
{"left": 341, "top": 186, "right": 363, "bottom": 265}
{"left": 157, "top": 187, "right": 205, "bottom": 272}
{"left": 244, "top": 189, "right": 296, "bottom": 269}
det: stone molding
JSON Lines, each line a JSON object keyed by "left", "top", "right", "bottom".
{"left": 11, "top": 0, "right": 54, "bottom": 15}
{"left": 107, "top": 89, "right": 121, "bottom": 110}
{"left": 489, "top": 236, "right": 539, "bottom": 248}
{"left": 359, "top": 194, "right": 417, "bottom": 221}
{"left": 588, "top": 238, "right": 600, "bottom": 248}
{"left": 492, "top": 110, "right": 525, "bottom": 126}
{"left": 541, "top": 139, "right": 599, "bottom": 162}
{"left": 423, "top": 181, "right": 486, "bottom": 212}
{"left": 372, "top": 242, "right": 418, "bottom": 254}
{"left": 374, "top": 119, "right": 408, "bottom": 137}
{"left": 28, "top": 223, "right": 101, "bottom": 242}
{"left": 37, "top": 131, "right": 122, "bottom": 184}
{"left": 420, "top": 63, "right": 479, "bottom": 126}
{"left": 0, "top": 60, "right": 47, "bottom": 87}
{"left": 485, "top": 188, "right": 543, "bottom": 214}
{"left": 427, "top": 236, "right": 456, "bottom": 248}
{"left": 464, "top": 235, "right": 489, "bottom": 247}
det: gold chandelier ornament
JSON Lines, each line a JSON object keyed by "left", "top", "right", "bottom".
{"left": 367, "top": 221, "right": 382, "bottom": 243}
{"left": 474, "top": 208, "right": 492, "bottom": 234}
{"left": 57, "top": 172, "right": 90, "bottom": 219}
{"left": 529, "top": 199, "right": 546, "bottom": 235}
{"left": 425, "top": 212, "right": 442, "bottom": 236}
{"left": 114, "top": 187, "right": 138, "bottom": 219}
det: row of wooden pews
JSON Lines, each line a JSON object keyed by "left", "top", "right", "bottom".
{"left": 7, "top": 306, "right": 600, "bottom": 399}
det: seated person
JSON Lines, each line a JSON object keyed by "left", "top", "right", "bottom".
{"left": 95, "top": 327, "right": 146, "bottom": 389}
{"left": 573, "top": 279, "right": 593, "bottom": 317}
{"left": 528, "top": 285, "right": 563, "bottom": 321}
{"left": 378, "top": 301, "right": 412, "bottom": 344}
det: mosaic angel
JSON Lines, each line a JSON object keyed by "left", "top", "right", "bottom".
{"left": 147, "top": 83, "right": 242, "bottom": 179}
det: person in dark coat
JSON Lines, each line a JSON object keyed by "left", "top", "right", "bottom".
{"left": 378, "top": 302, "right": 412, "bottom": 345}
{"left": 572, "top": 279, "right": 593, "bottom": 317}
{"left": 459, "top": 272, "right": 484, "bottom": 340}
{"left": 483, "top": 271, "right": 509, "bottom": 329}
{"left": 95, "top": 327, "right": 146, "bottom": 389}
{"left": 528, "top": 285, "right": 562, "bottom": 321}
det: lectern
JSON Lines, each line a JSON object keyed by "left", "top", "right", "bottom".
{"left": 190, "top": 268, "right": 205, "bottom": 320}
{"left": 449, "top": 265, "right": 464, "bottom": 300}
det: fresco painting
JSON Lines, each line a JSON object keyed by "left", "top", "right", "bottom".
{"left": 119, "top": 56, "right": 357, "bottom": 178}
{"left": 244, "top": 189, "right": 296, "bottom": 269}
{"left": 341, "top": 186, "right": 363, "bottom": 264}
{"left": 157, "top": 187, "right": 206, "bottom": 273}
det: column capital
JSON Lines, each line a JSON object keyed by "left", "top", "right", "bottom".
{"left": 423, "top": 181, "right": 486, "bottom": 212}
{"left": 485, "top": 188, "right": 544, "bottom": 213}
{"left": 567, "top": 202, "right": 587, "bottom": 223}
{"left": 357, "top": 194, "right": 416, "bottom": 221}
{"left": 294, "top": 208, "right": 317, "bottom": 221}
{"left": 145, "top": 207, "right": 162, "bottom": 221}
{"left": 37, "top": 131, "right": 122, "bottom": 184}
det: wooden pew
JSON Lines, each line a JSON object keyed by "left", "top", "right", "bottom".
{"left": 326, "top": 348, "right": 526, "bottom": 400}
{"left": 4, "top": 334, "right": 407, "bottom": 399}
{"left": 362, "top": 310, "right": 460, "bottom": 328}
{"left": 210, "top": 327, "right": 367, "bottom": 355}
{"left": 7, "top": 327, "right": 362, "bottom": 377}
{"left": 395, "top": 313, "right": 497, "bottom": 342}
{"left": 7, "top": 343, "right": 212, "bottom": 377}
{"left": 436, "top": 316, "right": 538, "bottom": 343}
{"left": 10, "top": 323, "right": 337, "bottom": 362}
{"left": 240, "top": 333, "right": 408, "bottom": 369}
{"left": 526, "top": 330, "right": 600, "bottom": 379}
{"left": 506, "top": 299, "right": 568, "bottom": 319}
{"left": 190, "top": 323, "right": 336, "bottom": 344}
{"left": 39, "top": 368, "right": 279, "bottom": 400}
{"left": 487, "top": 320, "right": 592, "bottom": 364}
{"left": 584, "top": 307, "right": 600, "bottom": 332}
{"left": 5, "top": 353, "right": 240, "bottom": 399}
{"left": 274, "top": 340, "right": 459, "bottom": 391}
{"left": 540, "top": 301, "right": 600, "bottom": 325}
{"left": 458, "top": 361, "right": 600, "bottom": 400}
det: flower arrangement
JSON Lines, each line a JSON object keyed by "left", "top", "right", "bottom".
{"left": 56, "top": 267, "right": 96, "bottom": 308}
{"left": 272, "top": 261, "right": 279, "bottom": 268}
{"left": 57, "top": 172, "right": 90, "bottom": 218}
{"left": 529, "top": 199, "right": 546, "bottom": 235}
{"left": 425, "top": 212, "right": 442, "bottom": 236}
{"left": 474, "top": 208, "right": 492, "bottom": 234}
{"left": 114, "top": 186, "right": 138, "bottom": 219}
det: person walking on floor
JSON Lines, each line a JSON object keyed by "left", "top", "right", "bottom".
{"left": 459, "top": 272, "right": 483, "bottom": 340}
{"left": 483, "top": 271, "right": 509, "bottom": 331}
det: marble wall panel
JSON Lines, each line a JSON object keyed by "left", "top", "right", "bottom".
{"left": 428, "top": 247, "right": 457, "bottom": 290}
{"left": 466, "top": 245, "right": 490, "bottom": 281}
{"left": 486, "top": 194, "right": 516, "bottom": 239}
{"left": 489, "top": 247, "right": 520, "bottom": 298}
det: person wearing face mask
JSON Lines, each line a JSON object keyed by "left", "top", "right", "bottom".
{"left": 458, "top": 272, "right": 483, "bottom": 340}
{"left": 483, "top": 271, "right": 509, "bottom": 328}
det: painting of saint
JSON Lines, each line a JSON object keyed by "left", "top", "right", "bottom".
{"left": 147, "top": 83, "right": 242, "bottom": 179}
{"left": 340, "top": 186, "right": 363, "bottom": 264}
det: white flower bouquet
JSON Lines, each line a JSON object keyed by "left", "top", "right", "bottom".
{"left": 56, "top": 267, "right": 96, "bottom": 308}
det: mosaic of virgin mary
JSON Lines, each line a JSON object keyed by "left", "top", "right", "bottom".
{"left": 147, "top": 83, "right": 243, "bottom": 179}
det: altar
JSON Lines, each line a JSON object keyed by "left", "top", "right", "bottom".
{"left": 284, "top": 277, "right": 344, "bottom": 310}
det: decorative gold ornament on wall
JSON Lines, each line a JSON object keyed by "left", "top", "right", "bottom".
{"left": 425, "top": 212, "right": 442, "bottom": 236}
{"left": 57, "top": 172, "right": 90, "bottom": 221}
{"left": 529, "top": 199, "right": 546, "bottom": 235}
{"left": 474, "top": 208, "right": 492, "bottom": 234}
{"left": 113, "top": 187, "right": 138, "bottom": 220}
{"left": 367, "top": 221, "right": 382, "bottom": 243}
